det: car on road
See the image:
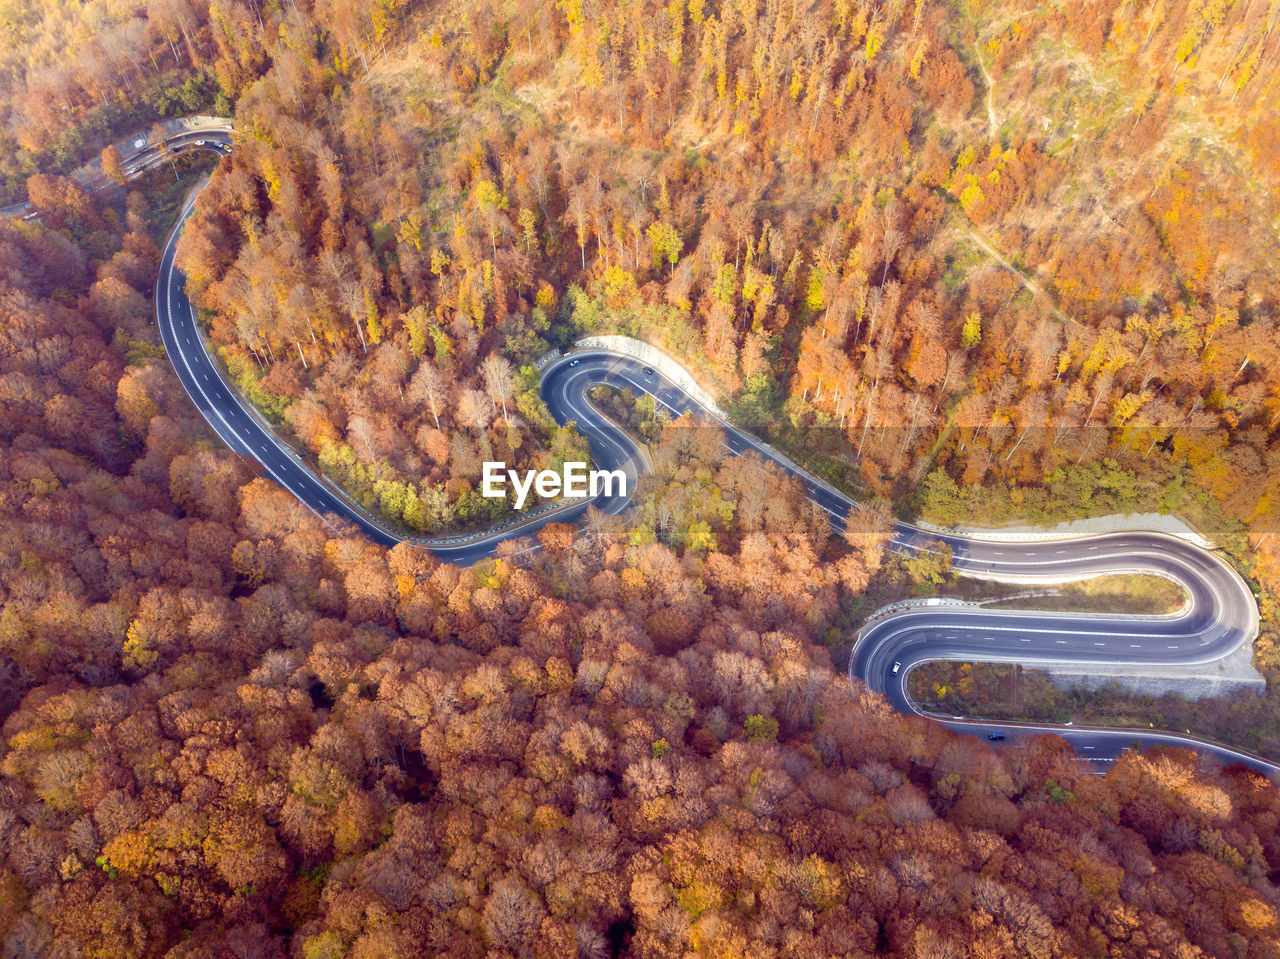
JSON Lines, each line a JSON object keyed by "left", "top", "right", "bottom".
{"left": 891, "top": 662, "right": 901, "bottom": 675}
{"left": 195, "top": 140, "right": 206, "bottom": 145}
{"left": 643, "top": 367, "right": 654, "bottom": 375}
{"left": 987, "top": 732, "right": 1006, "bottom": 741}
{"left": 569, "top": 359, "right": 581, "bottom": 367}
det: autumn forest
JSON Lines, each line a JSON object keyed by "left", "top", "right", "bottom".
{"left": 2, "top": 0, "right": 1280, "bottom": 955}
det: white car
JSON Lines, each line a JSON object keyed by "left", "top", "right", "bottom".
{"left": 892, "top": 662, "right": 902, "bottom": 675}
{"left": 195, "top": 139, "right": 206, "bottom": 145}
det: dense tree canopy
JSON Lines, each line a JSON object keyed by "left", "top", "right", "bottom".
{"left": 149, "top": 0, "right": 1280, "bottom": 591}
{"left": 1, "top": 0, "right": 1279, "bottom": 954}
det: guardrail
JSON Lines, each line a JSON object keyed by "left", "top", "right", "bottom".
{"left": 913, "top": 512, "right": 1215, "bottom": 550}
{"left": 854, "top": 596, "right": 984, "bottom": 646}
{"left": 574, "top": 335, "right": 727, "bottom": 418}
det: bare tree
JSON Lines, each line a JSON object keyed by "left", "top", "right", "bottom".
{"left": 348, "top": 415, "right": 377, "bottom": 462}
{"left": 457, "top": 389, "right": 496, "bottom": 452}
{"left": 338, "top": 280, "right": 369, "bottom": 353}
{"left": 564, "top": 185, "right": 590, "bottom": 270}
{"left": 409, "top": 361, "right": 446, "bottom": 429}
{"left": 480, "top": 355, "right": 515, "bottom": 422}
{"left": 936, "top": 350, "right": 967, "bottom": 412}
{"left": 482, "top": 877, "right": 545, "bottom": 954}
{"left": 879, "top": 208, "right": 904, "bottom": 288}
{"left": 1005, "top": 391, "right": 1049, "bottom": 461}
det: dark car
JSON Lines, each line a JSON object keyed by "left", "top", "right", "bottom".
{"left": 643, "top": 367, "right": 655, "bottom": 375}
{"left": 986, "top": 732, "right": 1006, "bottom": 741}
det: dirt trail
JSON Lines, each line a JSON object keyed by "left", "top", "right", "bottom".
{"left": 965, "top": 227, "right": 1081, "bottom": 329}
{"left": 973, "top": 42, "right": 998, "bottom": 139}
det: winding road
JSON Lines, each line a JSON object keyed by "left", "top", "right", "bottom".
{"left": 149, "top": 127, "right": 1276, "bottom": 775}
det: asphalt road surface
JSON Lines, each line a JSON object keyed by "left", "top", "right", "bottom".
{"left": 152, "top": 131, "right": 1276, "bottom": 776}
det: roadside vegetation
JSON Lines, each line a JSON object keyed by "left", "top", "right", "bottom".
{"left": 587, "top": 384, "right": 667, "bottom": 447}
{"left": 982, "top": 573, "right": 1187, "bottom": 616}
{"left": 910, "top": 661, "right": 1280, "bottom": 762}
